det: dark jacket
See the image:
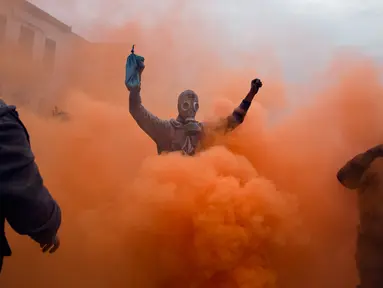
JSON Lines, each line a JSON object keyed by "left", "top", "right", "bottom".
{"left": 337, "top": 145, "right": 383, "bottom": 287}
{"left": 0, "top": 100, "right": 61, "bottom": 273}
{"left": 337, "top": 145, "right": 383, "bottom": 190}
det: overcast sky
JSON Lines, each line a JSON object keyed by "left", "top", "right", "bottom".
{"left": 29, "top": 0, "right": 383, "bottom": 50}
{"left": 29, "top": 0, "right": 383, "bottom": 84}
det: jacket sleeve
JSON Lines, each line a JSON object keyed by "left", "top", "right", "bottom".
{"left": 205, "top": 99, "right": 252, "bottom": 134}
{"left": 129, "top": 88, "right": 172, "bottom": 143}
{"left": 0, "top": 111, "right": 61, "bottom": 244}
{"left": 337, "top": 146, "right": 382, "bottom": 190}
{"left": 226, "top": 99, "right": 252, "bottom": 131}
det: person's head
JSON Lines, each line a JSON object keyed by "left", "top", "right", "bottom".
{"left": 177, "top": 90, "right": 199, "bottom": 120}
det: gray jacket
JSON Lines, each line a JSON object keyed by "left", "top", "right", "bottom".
{"left": 129, "top": 89, "right": 249, "bottom": 155}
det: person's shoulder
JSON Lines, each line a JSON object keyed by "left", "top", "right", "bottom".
{"left": 360, "top": 158, "right": 383, "bottom": 191}
{"left": 169, "top": 118, "right": 181, "bottom": 128}
{"left": 0, "top": 99, "right": 17, "bottom": 119}
{"left": 366, "top": 158, "right": 383, "bottom": 180}
{"left": 0, "top": 101, "right": 28, "bottom": 143}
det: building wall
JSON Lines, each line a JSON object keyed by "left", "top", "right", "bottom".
{"left": 0, "top": 0, "right": 86, "bottom": 112}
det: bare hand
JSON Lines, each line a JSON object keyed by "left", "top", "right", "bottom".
{"left": 40, "top": 235, "right": 60, "bottom": 254}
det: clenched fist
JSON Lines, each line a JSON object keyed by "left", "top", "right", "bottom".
{"left": 250, "top": 78, "right": 262, "bottom": 95}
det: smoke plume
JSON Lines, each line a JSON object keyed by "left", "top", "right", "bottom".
{"left": 1, "top": 0, "right": 383, "bottom": 287}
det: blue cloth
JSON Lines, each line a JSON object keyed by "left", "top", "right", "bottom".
{"left": 125, "top": 52, "right": 145, "bottom": 90}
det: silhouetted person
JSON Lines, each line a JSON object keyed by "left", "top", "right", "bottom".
{"left": 337, "top": 144, "right": 383, "bottom": 288}
{"left": 0, "top": 99, "right": 61, "bottom": 274}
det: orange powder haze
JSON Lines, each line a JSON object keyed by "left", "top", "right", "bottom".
{"left": 1, "top": 1, "right": 383, "bottom": 287}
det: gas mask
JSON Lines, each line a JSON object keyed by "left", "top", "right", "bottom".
{"left": 177, "top": 90, "right": 201, "bottom": 136}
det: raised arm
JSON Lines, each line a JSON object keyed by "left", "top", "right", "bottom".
{"left": 129, "top": 87, "right": 172, "bottom": 143}
{"left": 206, "top": 78, "right": 263, "bottom": 134}
{"left": 125, "top": 50, "right": 171, "bottom": 143}
{"left": 0, "top": 106, "right": 61, "bottom": 253}
{"left": 337, "top": 144, "right": 383, "bottom": 189}
{"left": 227, "top": 78, "right": 263, "bottom": 131}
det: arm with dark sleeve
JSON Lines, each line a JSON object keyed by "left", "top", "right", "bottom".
{"left": 207, "top": 89, "right": 258, "bottom": 135}
{"left": 129, "top": 87, "right": 171, "bottom": 142}
{"left": 0, "top": 113, "right": 61, "bottom": 244}
{"left": 207, "top": 79, "right": 262, "bottom": 133}
{"left": 225, "top": 96, "right": 253, "bottom": 132}
{"left": 337, "top": 144, "right": 383, "bottom": 189}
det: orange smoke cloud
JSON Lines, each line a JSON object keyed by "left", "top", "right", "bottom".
{"left": 1, "top": 1, "right": 383, "bottom": 287}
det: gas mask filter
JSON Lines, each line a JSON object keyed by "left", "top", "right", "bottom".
{"left": 177, "top": 90, "right": 201, "bottom": 136}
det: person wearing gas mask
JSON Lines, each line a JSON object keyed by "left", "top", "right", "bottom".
{"left": 127, "top": 52, "right": 263, "bottom": 156}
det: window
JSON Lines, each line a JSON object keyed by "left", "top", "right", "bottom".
{"left": 43, "top": 38, "right": 56, "bottom": 72}
{"left": 18, "top": 25, "right": 35, "bottom": 58}
{"left": 0, "top": 14, "right": 6, "bottom": 43}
